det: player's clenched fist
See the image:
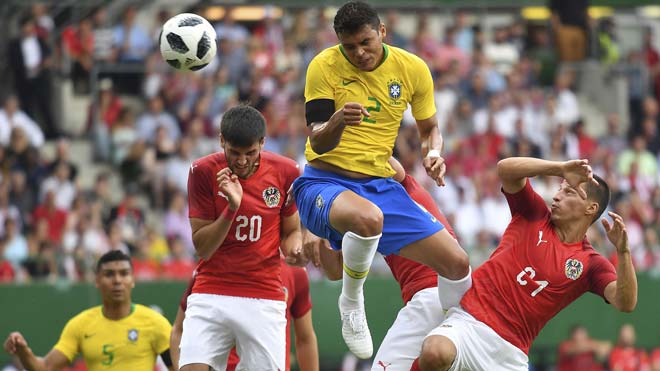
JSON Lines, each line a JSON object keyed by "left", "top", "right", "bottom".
{"left": 331, "top": 102, "right": 370, "bottom": 127}
{"left": 4, "top": 332, "right": 28, "bottom": 355}
{"left": 423, "top": 154, "right": 447, "bottom": 187}
{"left": 217, "top": 168, "right": 243, "bottom": 211}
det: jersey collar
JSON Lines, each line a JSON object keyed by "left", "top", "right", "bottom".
{"left": 338, "top": 44, "right": 390, "bottom": 71}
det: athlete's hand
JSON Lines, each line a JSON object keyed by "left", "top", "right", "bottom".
{"left": 302, "top": 229, "right": 323, "bottom": 268}
{"left": 602, "top": 212, "right": 630, "bottom": 255}
{"left": 285, "top": 248, "right": 308, "bottom": 267}
{"left": 423, "top": 154, "right": 446, "bottom": 187}
{"left": 217, "top": 168, "right": 243, "bottom": 210}
{"left": 561, "top": 159, "right": 598, "bottom": 199}
{"left": 331, "top": 102, "right": 369, "bottom": 127}
{"left": 4, "top": 332, "right": 28, "bottom": 355}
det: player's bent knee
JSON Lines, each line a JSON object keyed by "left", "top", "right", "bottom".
{"left": 419, "top": 335, "right": 456, "bottom": 371}
{"left": 180, "top": 363, "right": 211, "bottom": 371}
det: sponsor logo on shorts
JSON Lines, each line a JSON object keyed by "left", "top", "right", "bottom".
{"left": 315, "top": 195, "right": 324, "bottom": 209}
{"left": 377, "top": 361, "right": 392, "bottom": 370}
{"left": 440, "top": 324, "right": 452, "bottom": 328}
{"left": 263, "top": 187, "right": 281, "bottom": 208}
{"left": 565, "top": 259, "right": 583, "bottom": 280}
{"left": 128, "top": 329, "right": 139, "bottom": 342}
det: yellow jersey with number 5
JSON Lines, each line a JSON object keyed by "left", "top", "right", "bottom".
{"left": 304, "top": 44, "right": 436, "bottom": 177}
{"left": 53, "top": 304, "right": 171, "bottom": 371}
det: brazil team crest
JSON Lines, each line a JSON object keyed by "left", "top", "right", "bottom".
{"left": 262, "top": 187, "right": 281, "bottom": 208}
{"left": 388, "top": 78, "right": 402, "bottom": 100}
{"left": 564, "top": 259, "right": 584, "bottom": 280}
{"left": 127, "top": 329, "right": 139, "bottom": 342}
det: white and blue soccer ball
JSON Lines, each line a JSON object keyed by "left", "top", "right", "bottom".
{"left": 159, "top": 13, "right": 217, "bottom": 71}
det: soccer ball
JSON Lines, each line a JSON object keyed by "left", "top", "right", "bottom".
{"left": 159, "top": 13, "right": 217, "bottom": 71}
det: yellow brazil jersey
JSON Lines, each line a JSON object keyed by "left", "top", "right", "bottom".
{"left": 304, "top": 44, "right": 436, "bottom": 177}
{"left": 53, "top": 304, "right": 171, "bottom": 371}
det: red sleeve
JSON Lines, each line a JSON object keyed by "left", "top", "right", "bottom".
{"left": 587, "top": 253, "right": 617, "bottom": 298}
{"left": 187, "top": 161, "right": 218, "bottom": 220}
{"left": 280, "top": 162, "right": 301, "bottom": 217}
{"left": 401, "top": 175, "right": 457, "bottom": 240}
{"left": 179, "top": 277, "right": 195, "bottom": 311}
{"left": 290, "top": 267, "right": 312, "bottom": 319}
{"left": 502, "top": 179, "right": 549, "bottom": 221}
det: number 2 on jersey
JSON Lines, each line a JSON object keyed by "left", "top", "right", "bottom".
{"left": 362, "top": 97, "right": 381, "bottom": 124}
{"left": 516, "top": 266, "right": 548, "bottom": 297}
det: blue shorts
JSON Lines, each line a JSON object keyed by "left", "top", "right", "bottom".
{"left": 292, "top": 165, "right": 444, "bottom": 255}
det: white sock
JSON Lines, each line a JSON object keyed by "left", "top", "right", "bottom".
{"left": 437, "top": 266, "right": 472, "bottom": 309}
{"left": 340, "top": 231, "right": 381, "bottom": 304}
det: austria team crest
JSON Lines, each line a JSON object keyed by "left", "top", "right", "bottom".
{"left": 127, "top": 329, "right": 139, "bottom": 342}
{"left": 387, "top": 78, "right": 402, "bottom": 100}
{"left": 564, "top": 259, "right": 584, "bottom": 280}
{"left": 262, "top": 187, "right": 281, "bottom": 208}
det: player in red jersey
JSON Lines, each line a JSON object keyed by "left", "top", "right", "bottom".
{"left": 416, "top": 157, "right": 638, "bottom": 371}
{"left": 313, "top": 158, "right": 458, "bottom": 371}
{"left": 171, "top": 257, "right": 319, "bottom": 371}
{"left": 179, "top": 106, "right": 303, "bottom": 371}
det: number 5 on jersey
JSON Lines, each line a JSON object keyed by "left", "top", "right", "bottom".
{"left": 516, "top": 266, "right": 548, "bottom": 297}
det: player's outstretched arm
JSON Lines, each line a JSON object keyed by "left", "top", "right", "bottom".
{"left": 3, "top": 332, "right": 69, "bottom": 371}
{"left": 497, "top": 157, "right": 598, "bottom": 196}
{"left": 280, "top": 212, "right": 304, "bottom": 262}
{"left": 416, "top": 115, "right": 446, "bottom": 187}
{"left": 309, "top": 102, "right": 368, "bottom": 154}
{"left": 602, "top": 212, "right": 638, "bottom": 313}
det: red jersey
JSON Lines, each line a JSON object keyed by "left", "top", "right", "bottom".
{"left": 187, "top": 151, "right": 299, "bottom": 301}
{"left": 460, "top": 180, "right": 617, "bottom": 354}
{"left": 609, "top": 346, "right": 650, "bottom": 371}
{"left": 556, "top": 340, "right": 603, "bottom": 371}
{"left": 180, "top": 259, "right": 312, "bottom": 371}
{"left": 384, "top": 175, "right": 457, "bottom": 303}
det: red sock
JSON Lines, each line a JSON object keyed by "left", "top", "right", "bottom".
{"left": 410, "top": 358, "right": 421, "bottom": 371}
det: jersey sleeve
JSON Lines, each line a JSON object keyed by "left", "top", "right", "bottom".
{"left": 409, "top": 56, "right": 436, "bottom": 121}
{"left": 502, "top": 179, "right": 550, "bottom": 221}
{"left": 281, "top": 161, "right": 301, "bottom": 217}
{"left": 290, "top": 267, "right": 313, "bottom": 319}
{"left": 304, "top": 56, "right": 334, "bottom": 103}
{"left": 150, "top": 311, "right": 173, "bottom": 355}
{"left": 53, "top": 316, "right": 81, "bottom": 362}
{"left": 587, "top": 253, "right": 617, "bottom": 299}
{"left": 188, "top": 161, "right": 217, "bottom": 220}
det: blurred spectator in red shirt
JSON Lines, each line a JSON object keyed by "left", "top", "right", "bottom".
{"left": 609, "top": 324, "right": 650, "bottom": 371}
{"left": 161, "top": 237, "right": 195, "bottom": 280}
{"left": 557, "top": 325, "right": 611, "bottom": 371}
{"left": 32, "top": 190, "right": 68, "bottom": 245}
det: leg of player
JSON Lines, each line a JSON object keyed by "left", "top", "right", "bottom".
{"left": 329, "top": 190, "right": 383, "bottom": 359}
{"left": 398, "top": 231, "right": 471, "bottom": 310}
{"left": 417, "top": 335, "right": 456, "bottom": 371}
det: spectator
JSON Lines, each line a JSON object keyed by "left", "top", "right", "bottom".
{"left": 61, "top": 17, "right": 94, "bottom": 94}
{"left": 8, "top": 15, "right": 58, "bottom": 139}
{"left": 484, "top": 25, "right": 519, "bottom": 75}
{"left": 554, "top": 71, "right": 580, "bottom": 126}
{"left": 135, "top": 96, "right": 180, "bottom": 143}
{"left": 453, "top": 10, "right": 474, "bottom": 55}
{"left": 40, "top": 162, "right": 77, "bottom": 210}
{"left": 0, "top": 95, "right": 44, "bottom": 148}
{"left": 597, "top": 18, "right": 620, "bottom": 65}
{"left": 384, "top": 10, "right": 408, "bottom": 49}
{"left": 44, "top": 138, "right": 79, "bottom": 182}
{"left": 160, "top": 237, "right": 195, "bottom": 280}
{"left": 550, "top": 0, "right": 589, "bottom": 62}
{"left": 88, "top": 78, "right": 124, "bottom": 162}
{"left": 617, "top": 136, "right": 657, "bottom": 177}
{"left": 163, "top": 192, "right": 194, "bottom": 255}
{"left": 0, "top": 239, "right": 16, "bottom": 283}
{"left": 609, "top": 324, "right": 650, "bottom": 371}
{"left": 0, "top": 181, "right": 23, "bottom": 238}
{"left": 8, "top": 169, "right": 35, "bottom": 226}
{"left": 32, "top": 190, "right": 68, "bottom": 245}
{"left": 2, "top": 218, "right": 28, "bottom": 273}
{"left": 557, "top": 325, "right": 611, "bottom": 371}
{"left": 643, "top": 27, "right": 660, "bottom": 103}
{"left": 111, "top": 6, "right": 152, "bottom": 63}
{"left": 109, "top": 190, "right": 144, "bottom": 251}
{"left": 435, "top": 26, "right": 470, "bottom": 77}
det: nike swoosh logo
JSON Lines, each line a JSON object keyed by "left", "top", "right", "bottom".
{"left": 342, "top": 79, "right": 357, "bottom": 86}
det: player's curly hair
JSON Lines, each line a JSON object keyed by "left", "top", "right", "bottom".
{"left": 586, "top": 174, "right": 610, "bottom": 224}
{"left": 96, "top": 250, "right": 132, "bottom": 273}
{"left": 333, "top": 1, "right": 380, "bottom": 36}
{"left": 220, "top": 104, "right": 266, "bottom": 147}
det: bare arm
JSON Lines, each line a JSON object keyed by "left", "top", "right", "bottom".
{"left": 293, "top": 312, "right": 319, "bottom": 371}
{"left": 4, "top": 332, "right": 69, "bottom": 371}
{"left": 280, "top": 212, "right": 302, "bottom": 258}
{"left": 190, "top": 168, "right": 242, "bottom": 260}
{"left": 319, "top": 240, "right": 343, "bottom": 281}
{"left": 309, "top": 102, "right": 368, "bottom": 154}
{"left": 169, "top": 307, "right": 185, "bottom": 371}
{"left": 602, "top": 212, "right": 638, "bottom": 313}
{"left": 416, "top": 115, "right": 446, "bottom": 186}
{"left": 496, "top": 157, "right": 597, "bottom": 197}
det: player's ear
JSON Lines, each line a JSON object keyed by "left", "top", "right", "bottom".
{"left": 379, "top": 23, "right": 386, "bottom": 39}
{"left": 219, "top": 135, "right": 225, "bottom": 149}
{"left": 585, "top": 199, "right": 599, "bottom": 219}
{"left": 259, "top": 137, "right": 265, "bottom": 149}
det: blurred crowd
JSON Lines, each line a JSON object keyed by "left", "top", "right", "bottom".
{"left": 1, "top": 2, "right": 660, "bottom": 285}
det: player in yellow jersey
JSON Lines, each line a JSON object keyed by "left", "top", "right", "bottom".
{"left": 3, "top": 250, "right": 174, "bottom": 371}
{"left": 292, "top": 1, "right": 471, "bottom": 359}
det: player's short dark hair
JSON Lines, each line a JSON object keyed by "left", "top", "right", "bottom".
{"left": 334, "top": 1, "right": 380, "bottom": 36}
{"left": 96, "top": 250, "right": 132, "bottom": 273}
{"left": 586, "top": 174, "right": 610, "bottom": 224}
{"left": 220, "top": 105, "right": 266, "bottom": 147}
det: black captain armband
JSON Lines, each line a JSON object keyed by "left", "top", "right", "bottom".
{"left": 305, "top": 99, "right": 335, "bottom": 126}
{"left": 160, "top": 349, "right": 173, "bottom": 367}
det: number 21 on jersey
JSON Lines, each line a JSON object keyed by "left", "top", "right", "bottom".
{"left": 516, "top": 266, "right": 548, "bottom": 297}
